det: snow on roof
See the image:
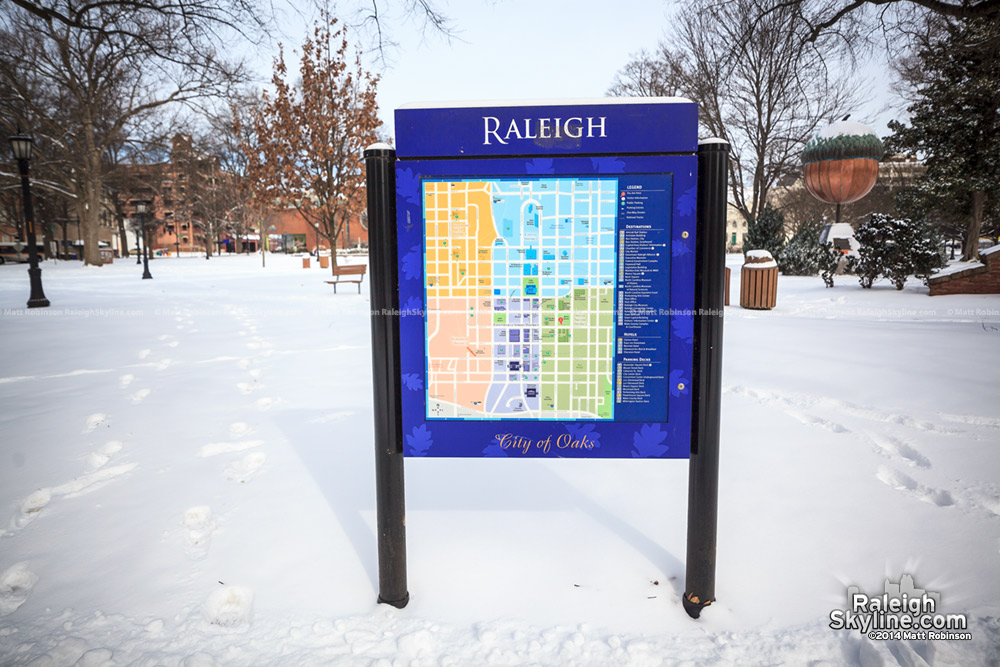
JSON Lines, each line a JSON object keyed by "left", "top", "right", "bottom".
{"left": 818, "top": 120, "right": 878, "bottom": 138}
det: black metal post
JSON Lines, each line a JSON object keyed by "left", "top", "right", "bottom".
{"left": 683, "top": 138, "right": 729, "bottom": 619}
{"left": 364, "top": 143, "right": 408, "bottom": 608}
{"left": 136, "top": 224, "right": 142, "bottom": 264}
{"left": 141, "top": 210, "right": 152, "bottom": 279}
{"left": 16, "top": 157, "right": 50, "bottom": 309}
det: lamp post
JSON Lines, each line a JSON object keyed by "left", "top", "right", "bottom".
{"left": 135, "top": 220, "right": 143, "bottom": 264}
{"left": 9, "top": 133, "right": 50, "bottom": 308}
{"left": 137, "top": 200, "right": 152, "bottom": 279}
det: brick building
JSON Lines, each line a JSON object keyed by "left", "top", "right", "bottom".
{"left": 121, "top": 134, "right": 368, "bottom": 256}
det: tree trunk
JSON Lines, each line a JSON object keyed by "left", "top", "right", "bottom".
{"left": 78, "top": 187, "right": 101, "bottom": 266}
{"left": 962, "top": 189, "right": 984, "bottom": 262}
{"left": 41, "top": 221, "right": 52, "bottom": 260}
{"left": 117, "top": 213, "right": 130, "bottom": 258}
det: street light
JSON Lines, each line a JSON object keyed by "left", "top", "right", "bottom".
{"left": 9, "top": 133, "right": 50, "bottom": 308}
{"left": 135, "top": 214, "right": 143, "bottom": 264}
{"left": 136, "top": 200, "right": 152, "bottom": 280}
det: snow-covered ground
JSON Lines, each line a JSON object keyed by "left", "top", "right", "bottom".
{"left": 1, "top": 253, "right": 998, "bottom": 666}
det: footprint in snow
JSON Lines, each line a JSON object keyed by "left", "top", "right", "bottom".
{"left": 88, "top": 441, "right": 124, "bottom": 469}
{"left": 225, "top": 453, "right": 267, "bottom": 483}
{"left": 255, "top": 397, "right": 275, "bottom": 411}
{"left": 154, "top": 359, "right": 172, "bottom": 371}
{"left": 876, "top": 466, "right": 953, "bottom": 507}
{"left": 6, "top": 489, "right": 52, "bottom": 532}
{"left": 203, "top": 585, "right": 254, "bottom": 629}
{"left": 784, "top": 409, "right": 850, "bottom": 433}
{"left": 0, "top": 562, "right": 39, "bottom": 617}
{"left": 229, "top": 422, "right": 255, "bottom": 439}
{"left": 129, "top": 388, "right": 151, "bottom": 404}
{"left": 119, "top": 374, "right": 135, "bottom": 388}
{"left": 183, "top": 506, "right": 216, "bottom": 560}
{"left": 138, "top": 349, "right": 151, "bottom": 359}
{"left": 5, "top": 463, "right": 139, "bottom": 534}
{"left": 198, "top": 440, "right": 264, "bottom": 458}
{"left": 870, "top": 433, "right": 930, "bottom": 468}
{"left": 236, "top": 382, "right": 256, "bottom": 395}
{"left": 83, "top": 413, "right": 109, "bottom": 433}
{"left": 168, "top": 340, "right": 180, "bottom": 348}
{"left": 974, "top": 493, "right": 1000, "bottom": 517}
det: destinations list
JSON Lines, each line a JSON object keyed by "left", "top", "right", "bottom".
{"left": 614, "top": 175, "right": 672, "bottom": 421}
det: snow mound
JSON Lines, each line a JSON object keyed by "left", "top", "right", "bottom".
{"left": 203, "top": 586, "right": 254, "bottom": 629}
{"left": 0, "top": 561, "right": 38, "bottom": 616}
{"left": 818, "top": 120, "right": 877, "bottom": 138}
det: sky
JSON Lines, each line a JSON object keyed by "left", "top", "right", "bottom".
{"left": 261, "top": 0, "right": 899, "bottom": 142}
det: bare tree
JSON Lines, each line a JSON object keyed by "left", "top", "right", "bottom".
{"left": 201, "top": 92, "right": 262, "bottom": 255}
{"left": 610, "top": 0, "right": 857, "bottom": 225}
{"left": 762, "top": 0, "right": 999, "bottom": 45}
{"left": 4, "top": 0, "right": 274, "bottom": 55}
{"left": 0, "top": 1, "right": 253, "bottom": 265}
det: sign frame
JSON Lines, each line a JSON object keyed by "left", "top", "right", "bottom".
{"left": 363, "top": 98, "right": 728, "bottom": 618}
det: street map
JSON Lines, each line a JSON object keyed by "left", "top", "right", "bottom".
{"left": 423, "top": 177, "right": 617, "bottom": 421}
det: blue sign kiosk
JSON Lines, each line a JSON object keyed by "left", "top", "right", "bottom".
{"left": 364, "top": 99, "right": 728, "bottom": 618}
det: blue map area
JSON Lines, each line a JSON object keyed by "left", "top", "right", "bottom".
{"left": 487, "top": 178, "right": 618, "bottom": 298}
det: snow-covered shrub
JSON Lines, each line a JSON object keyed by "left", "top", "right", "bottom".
{"left": 777, "top": 222, "right": 822, "bottom": 276}
{"left": 744, "top": 204, "right": 786, "bottom": 259}
{"left": 817, "top": 243, "right": 843, "bottom": 288}
{"left": 854, "top": 214, "right": 947, "bottom": 289}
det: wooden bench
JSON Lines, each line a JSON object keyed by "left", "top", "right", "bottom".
{"left": 325, "top": 263, "right": 367, "bottom": 293}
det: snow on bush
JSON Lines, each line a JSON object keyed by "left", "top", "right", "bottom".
{"left": 854, "top": 213, "right": 946, "bottom": 289}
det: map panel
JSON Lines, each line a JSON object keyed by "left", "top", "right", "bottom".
{"left": 423, "top": 177, "right": 618, "bottom": 421}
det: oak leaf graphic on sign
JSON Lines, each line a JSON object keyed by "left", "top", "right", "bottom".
{"left": 677, "top": 185, "right": 697, "bottom": 217}
{"left": 671, "top": 316, "right": 693, "bottom": 345}
{"left": 631, "top": 423, "right": 669, "bottom": 458}
{"left": 524, "top": 158, "right": 555, "bottom": 174}
{"left": 482, "top": 435, "right": 509, "bottom": 457}
{"left": 401, "top": 245, "right": 422, "bottom": 281}
{"left": 406, "top": 425, "right": 433, "bottom": 456}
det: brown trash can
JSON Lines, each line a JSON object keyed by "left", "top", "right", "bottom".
{"left": 302, "top": 257, "right": 311, "bottom": 269}
{"left": 725, "top": 266, "right": 731, "bottom": 306}
{"left": 740, "top": 250, "right": 778, "bottom": 310}
{"left": 319, "top": 255, "right": 330, "bottom": 269}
